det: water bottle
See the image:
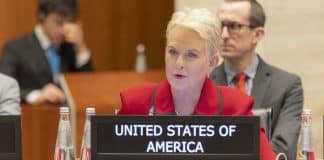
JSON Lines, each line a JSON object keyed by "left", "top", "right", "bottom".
{"left": 135, "top": 43, "right": 147, "bottom": 73}
{"left": 80, "top": 107, "right": 96, "bottom": 160}
{"left": 297, "top": 108, "right": 315, "bottom": 160}
{"left": 54, "top": 107, "right": 75, "bottom": 160}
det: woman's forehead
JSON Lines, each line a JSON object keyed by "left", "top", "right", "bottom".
{"left": 167, "top": 27, "right": 204, "bottom": 47}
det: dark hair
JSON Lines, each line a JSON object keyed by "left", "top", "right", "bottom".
{"left": 38, "top": 0, "right": 78, "bottom": 22}
{"left": 224, "top": 0, "right": 266, "bottom": 28}
{"left": 249, "top": 0, "right": 266, "bottom": 28}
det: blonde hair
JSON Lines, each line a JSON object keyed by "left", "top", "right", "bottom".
{"left": 166, "top": 8, "right": 221, "bottom": 56}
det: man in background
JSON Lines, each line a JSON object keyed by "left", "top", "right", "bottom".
{"left": 210, "top": 0, "right": 303, "bottom": 159}
{"left": 0, "top": 0, "right": 92, "bottom": 105}
{"left": 0, "top": 73, "right": 20, "bottom": 115}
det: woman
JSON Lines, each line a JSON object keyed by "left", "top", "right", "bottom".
{"left": 118, "top": 8, "right": 275, "bottom": 160}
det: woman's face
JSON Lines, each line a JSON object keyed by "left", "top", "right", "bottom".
{"left": 165, "top": 26, "right": 211, "bottom": 90}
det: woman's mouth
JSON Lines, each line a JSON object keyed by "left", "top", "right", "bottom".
{"left": 174, "top": 74, "right": 186, "bottom": 79}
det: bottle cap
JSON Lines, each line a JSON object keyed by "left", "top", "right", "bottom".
{"left": 86, "top": 107, "right": 96, "bottom": 115}
{"left": 136, "top": 43, "right": 145, "bottom": 53}
{"left": 302, "top": 108, "right": 312, "bottom": 115}
{"left": 60, "top": 107, "right": 69, "bottom": 113}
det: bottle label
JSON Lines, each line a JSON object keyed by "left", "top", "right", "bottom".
{"left": 80, "top": 147, "right": 91, "bottom": 160}
{"left": 301, "top": 151, "right": 315, "bottom": 160}
{"left": 55, "top": 147, "right": 75, "bottom": 160}
{"left": 55, "top": 148, "right": 62, "bottom": 160}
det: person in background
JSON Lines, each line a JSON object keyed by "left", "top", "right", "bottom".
{"left": 0, "top": 0, "right": 93, "bottom": 105}
{"left": 0, "top": 73, "right": 20, "bottom": 115}
{"left": 210, "top": 0, "right": 303, "bottom": 159}
{"left": 118, "top": 8, "right": 276, "bottom": 160}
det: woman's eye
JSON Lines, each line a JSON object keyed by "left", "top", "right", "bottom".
{"left": 168, "top": 48, "right": 177, "bottom": 55}
{"left": 186, "top": 51, "right": 198, "bottom": 58}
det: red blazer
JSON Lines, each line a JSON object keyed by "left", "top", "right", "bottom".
{"left": 119, "top": 78, "right": 276, "bottom": 160}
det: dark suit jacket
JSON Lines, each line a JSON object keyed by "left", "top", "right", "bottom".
{"left": 118, "top": 78, "right": 276, "bottom": 160}
{"left": 210, "top": 56, "right": 303, "bottom": 160}
{"left": 0, "top": 32, "right": 93, "bottom": 102}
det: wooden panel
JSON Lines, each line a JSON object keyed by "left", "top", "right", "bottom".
{"left": 63, "top": 69, "right": 165, "bottom": 156}
{"left": 21, "top": 104, "right": 60, "bottom": 160}
{"left": 79, "top": 0, "right": 174, "bottom": 71}
{"left": 0, "top": 1, "right": 172, "bottom": 159}
{"left": 0, "top": 0, "right": 37, "bottom": 50}
{"left": 0, "top": 0, "right": 174, "bottom": 71}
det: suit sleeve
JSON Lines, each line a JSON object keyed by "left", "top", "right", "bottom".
{"left": 0, "top": 76, "right": 21, "bottom": 115}
{"left": 0, "top": 44, "right": 19, "bottom": 79}
{"left": 0, "top": 45, "right": 33, "bottom": 101}
{"left": 60, "top": 43, "right": 93, "bottom": 71}
{"left": 270, "top": 76, "right": 303, "bottom": 159}
{"left": 75, "top": 55, "right": 93, "bottom": 71}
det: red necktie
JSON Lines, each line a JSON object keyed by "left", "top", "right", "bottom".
{"left": 234, "top": 72, "right": 247, "bottom": 94}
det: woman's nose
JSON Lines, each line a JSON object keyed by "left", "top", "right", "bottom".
{"left": 175, "top": 55, "right": 184, "bottom": 70}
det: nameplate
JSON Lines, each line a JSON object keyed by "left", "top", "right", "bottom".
{"left": 0, "top": 116, "right": 21, "bottom": 160}
{"left": 91, "top": 115, "right": 259, "bottom": 160}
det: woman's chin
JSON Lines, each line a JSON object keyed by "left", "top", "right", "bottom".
{"left": 169, "top": 80, "right": 188, "bottom": 90}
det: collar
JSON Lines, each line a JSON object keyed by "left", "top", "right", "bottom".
{"left": 154, "top": 78, "right": 220, "bottom": 115}
{"left": 34, "top": 24, "right": 51, "bottom": 50}
{"left": 224, "top": 55, "right": 259, "bottom": 84}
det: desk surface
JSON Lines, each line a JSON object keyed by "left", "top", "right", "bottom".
{"left": 63, "top": 69, "right": 165, "bottom": 111}
{"left": 63, "top": 69, "right": 165, "bottom": 156}
{"left": 21, "top": 70, "right": 165, "bottom": 160}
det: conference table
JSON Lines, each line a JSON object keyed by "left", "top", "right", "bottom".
{"left": 17, "top": 69, "right": 324, "bottom": 160}
{"left": 21, "top": 69, "right": 165, "bottom": 160}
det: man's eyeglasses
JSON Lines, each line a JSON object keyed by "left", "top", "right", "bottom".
{"left": 221, "top": 21, "right": 254, "bottom": 34}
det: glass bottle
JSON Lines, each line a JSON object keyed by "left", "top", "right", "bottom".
{"left": 80, "top": 107, "right": 96, "bottom": 160}
{"left": 297, "top": 108, "right": 315, "bottom": 160}
{"left": 54, "top": 107, "right": 75, "bottom": 160}
{"left": 135, "top": 43, "right": 147, "bottom": 73}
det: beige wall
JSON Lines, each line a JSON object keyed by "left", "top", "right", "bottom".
{"left": 176, "top": 0, "right": 324, "bottom": 158}
{"left": 175, "top": 0, "right": 221, "bottom": 12}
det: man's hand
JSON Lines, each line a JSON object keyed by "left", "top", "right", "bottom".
{"left": 62, "top": 22, "right": 89, "bottom": 53}
{"left": 34, "top": 84, "right": 65, "bottom": 104}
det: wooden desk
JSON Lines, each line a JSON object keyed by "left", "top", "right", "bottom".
{"left": 20, "top": 70, "right": 165, "bottom": 160}
{"left": 22, "top": 104, "right": 60, "bottom": 160}
{"left": 63, "top": 69, "right": 165, "bottom": 156}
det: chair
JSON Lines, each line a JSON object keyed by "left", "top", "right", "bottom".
{"left": 252, "top": 108, "right": 272, "bottom": 140}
